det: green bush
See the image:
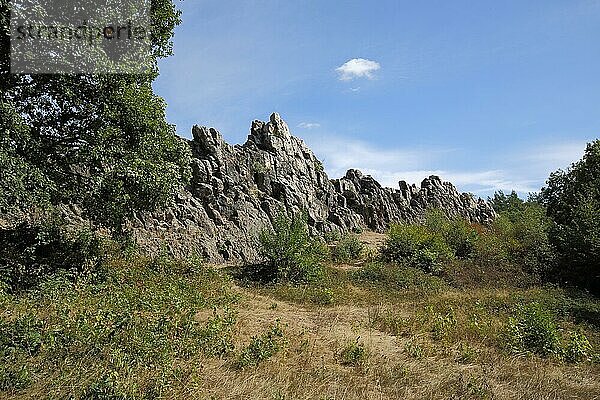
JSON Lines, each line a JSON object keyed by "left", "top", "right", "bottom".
{"left": 313, "top": 287, "right": 335, "bottom": 305}
{"left": 564, "top": 330, "right": 593, "bottom": 363}
{"left": 506, "top": 302, "right": 560, "bottom": 357}
{"left": 259, "top": 212, "right": 327, "bottom": 283}
{"left": 323, "top": 230, "right": 341, "bottom": 244}
{"left": 198, "top": 308, "right": 237, "bottom": 357}
{"left": 460, "top": 197, "right": 556, "bottom": 279}
{"left": 381, "top": 223, "right": 452, "bottom": 273}
{"left": 446, "top": 220, "right": 479, "bottom": 259}
{"left": 0, "top": 220, "right": 102, "bottom": 292}
{"left": 489, "top": 203, "right": 555, "bottom": 276}
{"left": 473, "top": 225, "right": 511, "bottom": 266}
{"left": 431, "top": 309, "right": 457, "bottom": 340}
{"left": 352, "top": 262, "right": 387, "bottom": 283}
{"left": 425, "top": 209, "right": 479, "bottom": 259}
{"left": 237, "top": 321, "right": 286, "bottom": 368}
{"left": 404, "top": 338, "right": 425, "bottom": 358}
{"left": 0, "top": 314, "right": 44, "bottom": 356}
{"left": 339, "top": 339, "right": 369, "bottom": 367}
{"left": 382, "top": 204, "right": 554, "bottom": 280}
{"left": 511, "top": 205, "right": 555, "bottom": 276}
{"left": 332, "top": 234, "right": 364, "bottom": 263}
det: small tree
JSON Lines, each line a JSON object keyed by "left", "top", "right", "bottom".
{"left": 259, "top": 212, "right": 326, "bottom": 283}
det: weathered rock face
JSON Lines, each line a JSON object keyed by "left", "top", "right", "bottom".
{"left": 132, "top": 113, "right": 496, "bottom": 262}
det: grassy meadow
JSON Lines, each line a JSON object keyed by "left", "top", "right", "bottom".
{"left": 1, "top": 226, "right": 599, "bottom": 399}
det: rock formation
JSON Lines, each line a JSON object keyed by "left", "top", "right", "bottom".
{"left": 131, "top": 113, "right": 496, "bottom": 262}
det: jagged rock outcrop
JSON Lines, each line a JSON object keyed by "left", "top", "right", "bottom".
{"left": 131, "top": 113, "right": 496, "bottom": 262}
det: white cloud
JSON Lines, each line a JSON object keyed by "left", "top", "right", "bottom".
{"left": 336, "top": 58, "right": 381, "bottom": 81}
{"left": 521, "top": 141, "right": 587, "bottom": 170}
{"left": 300, "top": 134, "right": 567, "bottom": 198}
{"left": 305, "top": 135, "right": 424, "bottom": 178}
{"left": 297, "top": 122, "right": 321, "bottom": 129}
{"left": 330, "top": 167, "right": 540, "bottom": 197}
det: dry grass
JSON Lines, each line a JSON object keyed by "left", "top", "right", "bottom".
{"left": 2, "top": 238, "right": 600, "bottom": 400}
{"left": 156, "top": 286, "right": 600, "bottom": 400}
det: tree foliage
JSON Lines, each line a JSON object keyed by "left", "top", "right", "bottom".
{"left": 0, "top": 220, "right": 102, "bottom": 292}
{"left": 0, "top": 0, "right": 191, "bottom": 232}
{"left": 488, "top": 190, "right": 524, "bottom": 214}
{"left": 383, "top": 204, "right": 555, "bottom": 279}
{"left": 491, "top": 202, "right": 555, "bottom": 277}
{"left": 541, "top": 140, "right": 600, "bottom": 292}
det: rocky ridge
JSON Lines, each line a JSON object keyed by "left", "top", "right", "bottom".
{"left": 131, "top": 113, "right": 496, "bottom": 262}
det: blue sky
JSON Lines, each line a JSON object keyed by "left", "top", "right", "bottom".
{"left": 153, "top": 0, "right": 600, "bottom": 197}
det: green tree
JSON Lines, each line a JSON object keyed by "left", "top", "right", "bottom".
{"left": 0, "top": 103, "right": 53, "bottom": 217}
{"left": 0, "top": 1, "right": 191, "bottom": 232}
{"left": 488, "top": 190, "right": 524, "bottom": 213}
{"left": 541, "top": 140, "right": 600, "bottom": 292}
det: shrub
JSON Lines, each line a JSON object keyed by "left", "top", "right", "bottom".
{"left": 0, "top": 220, "right": 102, "bottom": 292}
{"left": 564, "top": 330, "right": 593, "bottom": 363}
{"left": 323, "top": 230, "right": 341, "bottom": 244}
{"left": 352, "top": 262, "right": 386, "bottom": 283}
{"left": 425, "top": 209, "right": 479, "bottom": 259}
{"left": 381, "top": 224, "right": 452, "bottom": 273}
{"left": 198, "top": 308, "right": 237, "bottom": 357}
{"left": 506, "top": 302, "right": 560, "bottom": 357}
{"left": 492, "top": 202, "right": 555, "bottom": 276}
{"left": 0, "top": 314, "right": 44, "bottom": 356}
{"left": 431, "top": 309, "right": 457, "bottom": 340}
{"left": 404, "top": 337, "right": 424, "bottom": 358}
{"left": 473, "top": 226, "right": 511, "bottom": 267}
{"left": 259, "top": 212, "right": 327, "bottom": 283}
{"left": 339, "top": 338, "right": 369, "bottom": 367}
{"left": 510, "top": 204, "right": 555, "bottom": 276}
{"left": 445, "top": 220, "right": 479, "bottom": 259}
{"left": 424, "top": 208, "right": 451, "bottom": 234}
{"left": 237, "top": 321, "right": 286, "bottom": 368}
{"left": 413, "top": 248, "right": 440, "bottom": 273}
{"left": 383, "top": 224, "right": 429, "bottom": 261}
{"left": 314, "top": 287, "right": 335, "bottom": 305}
{"left": 467, "top": 200, "right": 555, "bottom": 278}
{"left": 332, "top": 234, "right": 364, "bottom": 262}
